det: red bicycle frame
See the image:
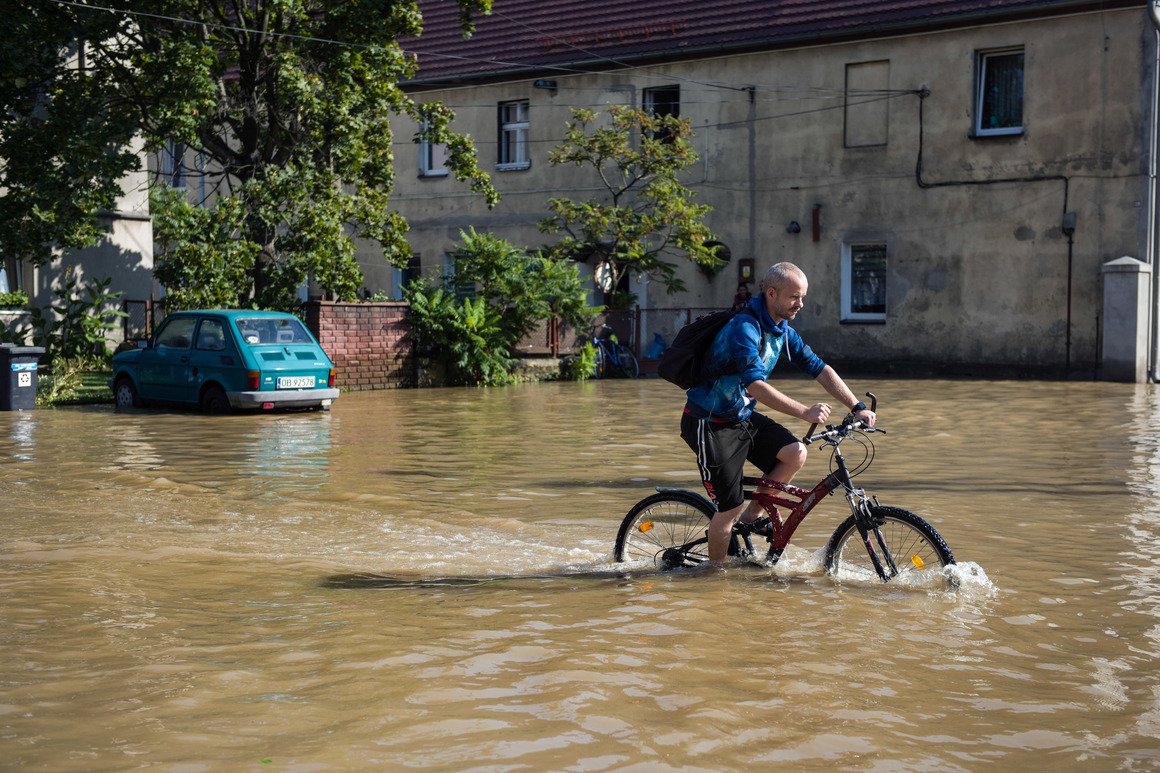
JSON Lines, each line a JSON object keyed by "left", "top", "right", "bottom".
{"left": 741, "top": 473, "right": 845, "bottom": 557}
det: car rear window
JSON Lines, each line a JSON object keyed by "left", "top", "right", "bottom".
{"left": 235, "top": 317, "right": 313, "bottom": 346}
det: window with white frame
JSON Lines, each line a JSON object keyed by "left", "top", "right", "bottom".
{"left": 975, "top": 48, "right": 1024, "bottom": 136}
{"left": 419, "top": 120, "right": 449, "bottom": 177}
{"left": 497, "top": 100, "right": 530, "bottom": 170}
{"left": 841, "top": 242, "right": 887, "bottom": 322}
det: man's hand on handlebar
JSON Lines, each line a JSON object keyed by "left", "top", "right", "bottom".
{"left": 853, "top": 408, "right": 876, "bottom": 428}
{"left": 801, "top": 403, "right": 832, "bottom": 424}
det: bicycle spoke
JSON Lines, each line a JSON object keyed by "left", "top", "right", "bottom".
{"left": 825, "top": 506, "right": 954, "bottom": 583}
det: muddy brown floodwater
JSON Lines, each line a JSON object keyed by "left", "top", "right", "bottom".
{"left": 2, "top": 377, "right": 1160, "bottom": 771}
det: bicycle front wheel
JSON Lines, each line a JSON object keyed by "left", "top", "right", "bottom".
{"left": 616, "top": 345, "right": 640, "bottom": 379}
{"left": 614, "top": 491, "right": 738, "bottom": 569}
{"left": 593, "top": 344, "right": 607, "bottom": 379}
{"left": 824, "top": 505, "right": 954, "bottom": 582}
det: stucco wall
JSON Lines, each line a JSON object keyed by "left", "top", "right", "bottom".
{"left": 383, "top": 6, "right": 1152, "bottom": 376}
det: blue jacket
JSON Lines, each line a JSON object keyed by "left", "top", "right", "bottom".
{"left": 684, "top": 296, "right": 827, "bottom": 422}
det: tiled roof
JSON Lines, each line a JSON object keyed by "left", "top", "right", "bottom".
{"left": 403, "top": 0, "right": 1136, "bottom": 84}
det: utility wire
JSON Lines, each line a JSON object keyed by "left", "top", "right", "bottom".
{"left": 46, "top": 0, "right": 917, "bottom": 105}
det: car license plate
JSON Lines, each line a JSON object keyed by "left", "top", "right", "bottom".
{"left": 276, "top": 376, "right": 315, "bottom": 389}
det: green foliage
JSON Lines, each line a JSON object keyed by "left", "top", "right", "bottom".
{"left": 35, "top": 358, "right": 84, "bottom": 407}
{"left": 405, "top": 230, "right": 598, "bottom": 386}
{"left": 405, "top": 279, "right": 515, "bottom": 387}
{"left": 36, "top": 364, "right": 113, "bottom": 407}
{"left": 539, "top": 104, "right": 723, "bottom": 297}
{"left": 151, "top": 186, "right": 257, "bottom": 311}
{"left": 4, "top": 270, "right": 127, "bottom": 366}
{"left": 558, "top": 343, "right": 597, "bottom": 381}
{"left": 453, "top": 228, "right": 596, "bottom": 346}
{"left": 0, "top": 289, "right": 28, "bottom": 307}
{"left": 1, "top": 1, "right": 498, "bottom": 312}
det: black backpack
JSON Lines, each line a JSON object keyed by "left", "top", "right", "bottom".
{"left": 657, "top": 307, "right": 759, "bottom": 390}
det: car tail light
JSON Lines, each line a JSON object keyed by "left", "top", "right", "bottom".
{"left": 248, "top": 370, "right": 260, "bottom": 390}
{"left": 328, "top": 368, "right": 336, "bottom": 387}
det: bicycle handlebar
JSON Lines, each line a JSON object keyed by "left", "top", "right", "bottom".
{"left": 802, "top": 391, "right": 881, "bottom": 446}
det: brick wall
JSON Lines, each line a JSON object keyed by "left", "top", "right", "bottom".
{"left": 303, "top": 301, "right": 413, "bottom": 391}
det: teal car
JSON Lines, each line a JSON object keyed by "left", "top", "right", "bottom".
{"left": 110, "top": 310, "right": 339, "bottom": 413}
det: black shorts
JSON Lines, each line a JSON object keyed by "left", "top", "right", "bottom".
{"left": 680, "top": 411, "right": 799, "bottom": 513}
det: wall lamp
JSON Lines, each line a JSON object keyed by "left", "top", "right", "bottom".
{"left": 786, "top": 221, "right": 801, "bottom": 234}
{"left": 533, "top": 79, "right": 558, "bottom": 96}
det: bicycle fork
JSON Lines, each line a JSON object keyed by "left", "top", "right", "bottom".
{"left": 848, "top": 491, "right": 899, "bottom": 582}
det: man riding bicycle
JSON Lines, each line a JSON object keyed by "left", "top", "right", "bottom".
{"left": 680, "top": 262, "right": 876, "bottom": 565}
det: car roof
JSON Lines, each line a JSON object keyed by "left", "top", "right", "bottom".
{"left": 166, "top": 310, "right": 301, "bottom": 320}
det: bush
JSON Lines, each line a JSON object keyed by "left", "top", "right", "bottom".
{"left": 404, "top": 230, "right": 598, "bottom": 386}
{"left": 0, "top": 289, "right": 29, "bottom": 307}
{"left": 558, "top": 343, "right": 597, "bottom": 381}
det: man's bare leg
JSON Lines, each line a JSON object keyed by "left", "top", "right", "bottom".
{"left": 707, "top": 503, "right": 744, "bottom": 563}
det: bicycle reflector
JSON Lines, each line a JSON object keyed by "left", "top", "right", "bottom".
{"left": 910, "top": 554, "right": 926, "bottom": 569}
{"left": 638, "top": 522, "right": 654, "bottom": 533}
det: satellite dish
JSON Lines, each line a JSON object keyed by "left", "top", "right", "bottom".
{"left": 595, "top": 261, "right": 616, "bottom": 293}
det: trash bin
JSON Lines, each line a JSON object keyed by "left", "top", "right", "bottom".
{"left": 0, "top": 344, "right": 45, "bottom": 411}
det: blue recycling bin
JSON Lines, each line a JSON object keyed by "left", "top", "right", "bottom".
{"left": 0, "top": 344, "right": 45, "bottom": 410}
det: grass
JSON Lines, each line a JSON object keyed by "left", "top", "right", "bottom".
{"left": 76, "top": 370, "right": 114, "bottom": 403}
{"left": 35, "top": 367, "right": 114, "bottom": 407}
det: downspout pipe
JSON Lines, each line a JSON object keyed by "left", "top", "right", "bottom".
{"left": 1148, "top": 3, "right": 1160, "bottom": 381}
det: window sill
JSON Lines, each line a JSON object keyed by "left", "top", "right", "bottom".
{"left": 419, "top": 170, "right": 450, "bottom": 179}
{"left": 971, "top": 127, "right": 1024, "bottom": 139}
{"left": 496, "top": 162, "right": 531, "bottom": 172}
{"left": 840, "top": 317, "right": 886, "bottom": 325}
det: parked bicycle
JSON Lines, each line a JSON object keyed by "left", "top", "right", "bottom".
{"left": 613, "top": 393, "right": 955, "bottom": 583}
{"left": 591, "top": 324, "right": 639, "bottom": 379}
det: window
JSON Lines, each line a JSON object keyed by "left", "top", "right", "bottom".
{"left": 195, "top": 319, "right": 227, "bottom": 351}
{"left": 161, "top": 140, "right": 186, "bottom": 189}
{"left": 643, "top": 85, "right": 680, "bottom": 142}
{"left": 442, "top": 253, "right": 475, "bottom": 301}
{"left": 497, "top": 100, "right": 530, "bottom": 170}
{"left": 392, "top": 254, "right": 422, "bottom": 297}
{"left": 419, "top": 120, "right": 449, "bottom": 177}
{"left": 841, "top": 243, "right": 887, "bottom": 322}
{"left": 975, "top": 48, "right": 1024, "bottom": 136}
{"left": 0, "top": 252, "right": 20, "bottom": 294}
{"left": 156, "top": 317, "right": 197, "bottom": 349}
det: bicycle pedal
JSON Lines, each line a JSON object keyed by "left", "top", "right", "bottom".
{"left": 738, "top": 515, "right": 775, "bottom": 540}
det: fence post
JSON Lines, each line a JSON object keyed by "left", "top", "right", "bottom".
{"left": 634, "top": 305, "right": 641, "bottom": 356}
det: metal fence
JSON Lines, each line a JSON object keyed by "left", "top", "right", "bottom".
{"left": 121, "top": 298, "right": 167, "bottom": 341}
{"left": 551, "top": 306, "right": 728, "bottom": 363}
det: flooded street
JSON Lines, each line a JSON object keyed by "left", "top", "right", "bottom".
{"left": 3, "top": 377, "right": 1160, "bottom": 771}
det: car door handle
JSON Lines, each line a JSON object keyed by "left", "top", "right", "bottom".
{"left": 180, "top": 355, "right": 188, "bottom": 363}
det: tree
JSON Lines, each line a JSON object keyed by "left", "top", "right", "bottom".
{"left": 538, "top": 104, "right": 721, "bottom": 306}
{"left": 0, "top": 1, "right": 498, "bottom": 310}
{"left": 404, "top": 229, "right": 596, "bottom": 386}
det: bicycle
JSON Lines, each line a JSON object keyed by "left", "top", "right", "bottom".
{"left": 591, "top": 324, "right": 639, "bottom": 379}
{"left": 613, "top": 393, "right": 955, "bottom": 583}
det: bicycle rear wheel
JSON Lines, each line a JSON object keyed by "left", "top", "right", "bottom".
{"left": 616, "top": 345, "right": 640, "bottom": 379}
{"left": 824, "top": 505, "right": 954, "bottom": 582}
{"left": 614, "top": 491, "right": 738, "bottom": 569}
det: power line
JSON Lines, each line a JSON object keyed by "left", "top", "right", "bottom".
{"left": 45, "top": 0, "right": 915, "bottom": 108}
